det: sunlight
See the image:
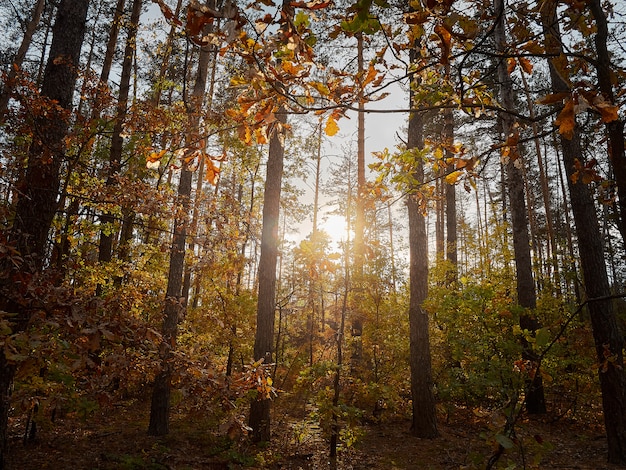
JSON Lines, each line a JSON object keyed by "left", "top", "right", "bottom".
{"left": 318, "top": 213, "right": 349, "bottom": 250}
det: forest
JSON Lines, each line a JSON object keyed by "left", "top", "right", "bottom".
{"left": 1, "top": 0, "right": 626, "bottom": 468}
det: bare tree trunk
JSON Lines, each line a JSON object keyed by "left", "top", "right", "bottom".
{"left": 97, "top": 0, "right": 142, "bottom": 266}
{"left": 406, "top": 37, "right": 438, "bottom": 437}
{"left": 542, "top": 2, "right": 626, "bottom": 462}
{"left": 248, "top": 109, "right": 287, "bottom": 442}
{"left": 588, "top": 0, "right": 626, "bottom": 243}
{"left": 494, "top": 0, "right": 545, "bottom": 414}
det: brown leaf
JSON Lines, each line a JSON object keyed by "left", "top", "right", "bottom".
{"left": 536, "top": 92, "right": 569, "bottom": 105}
{"left": 519, "top": 57, "right": 533, "bottom": 74}
{"left": 507, "top": 57, "right": 516, "bottom": 74}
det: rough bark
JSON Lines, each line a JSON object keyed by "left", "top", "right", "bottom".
{"left": 0, "top": 0, "right": 90, "bottom": 466}
{"left": 542, "top": 1, "right": 626, "bottom": 462}
{"left": 98, "top": 0, "right": 142, "bottom": 265}
{"left": 588, "top": 0, "right": 626, "bottom": 243}
{"left": 248, "top": 109, "right": 287, "bottom": 443}
{"left": 407, "top": 45, "right": 438, "bottom": 438}
{"left": 148, "top": 3, "right": 214, "bottom": 434}
{"left": 494, "top": 0, "right": 545, "bottom": 414}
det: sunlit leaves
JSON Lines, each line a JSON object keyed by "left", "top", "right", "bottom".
{"left": 325, "top": 116, "right": 339, "bottom": 136}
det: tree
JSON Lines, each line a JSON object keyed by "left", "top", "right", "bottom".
{"left": 0, "top": 0, "right": 46, "bottom": 118}
{"left": 406, "top": 43, "right": 438, "bottom": 438}
{"left": 541, "top": 1, "right": 626, "bottom": 462}
{"left": 0, "top": 0, "right": 90, "bottom": 466}
{"left": 97, "top": 0, "right": 142, "bottom": 268}
{"left": 248, "top": 107, "right": 288, "bottom": 442}
{"left": 148, "top": 0, "right": 216, "bottom": 435}
{"left": 493, "top": 0, "right": 545, "bottom": 415}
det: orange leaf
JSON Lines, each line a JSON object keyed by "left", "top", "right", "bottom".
{"left": 519, "top": 57, "right": 533, "bottom": 74}
{"left": 507, "top": 58, "right": 516, "bottom": 74}
{"left": 434, "top": 23, "right": 451, "bottom": 64}
{"left": 152, "top": 0, "right": 182, "bottom": 26}
{"left": 205, "top": 159, "right": 221, "bottom": 185}
{"left": 554, "top": 99, "right": 576, "bottom": 139}
{"left": 325, "top": 116, "right": 339, "bottom": 136}
{"left": 536, "top": 92, "right": 570, "bottom": 105}
{"left": 362, "top": 64, "right": 378, "bottom": 88}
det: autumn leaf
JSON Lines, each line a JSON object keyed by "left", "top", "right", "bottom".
{"left": 152, "top": 0, "right": 183, "bottom": 26}
{"left": 362, "top": 64, "right": 378, "bottom": 88}
{"left": 507, "top": 58, "right": 516, "bottom": 74}
{"left": 404, "top": 10, "right": 429, "bottom": 25}
{"left": 434, "top": 23, "right": 451, "bottom": 64}
{"left": 205, "top": 159, "right": 221, "bottom": 185}
{"left": 290, "top": 0, "right": 331, "bottom": 9}
{"left": 519, "top": 57, "right": 533, "bottom": 74}
{"left": 554, "top": 99, "right": 576, "bottom": 139}
{"left": 536, "top": 92, "right": 569, "bottom": 105}
{"left": 325, "top": 116, "right": 339, "bottom": 136}
{"left": 445, "top": 170, "right": 463, "bottom": 185}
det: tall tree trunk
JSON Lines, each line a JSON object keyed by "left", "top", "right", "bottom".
{"left": 442, "top": 65, "right": 457, "bottom": 282}
{"left": 542, "top": 2, "right": 626, "bottom": 462}
{"left": 588, "top": 0, "right": 626, "bottom": 243}
{"left": 494, "top": 0, "right": 545, "bottom": 414}
{"left": 0, "top": 0, "right": 89, "bottom": 466}
{"left": 406, "top": 42, "right": 438, "bottom": 438}
{"left": 148, "top": 3, "right": 214, "bottom": 434}
{"left": 351, "top": 32, "right": 366, "bottom": 364}
{"left": 98, "top": 0, "right": 142, "bottom": 266}
{"left": 248, "top": 108, "right": 287, "bottom": 442}
{"left": 520, "top": 70, "right": 560, "bottom": 289}
{"left": 0, "top": 0, "right": 46, "bottom": 117}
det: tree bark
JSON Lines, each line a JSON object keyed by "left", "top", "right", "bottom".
{"left": 248, "top": 109, "right": 287, "bottom": 443}
{"left": 542, "top": 2, "right": 626, "bottom": 462}
{"left": 0, "top": 0, "right": 90, "bottom": 466}
{"left": 98, "top": 0, "right": 142, "bottom": 266}
{"left": 493, "top": 0, "right": 545, "bottom": 414}
{"left": 148, "top": 1, "right": 215, "bottom": 434}
{"left": 407, "top": 45, "right": 438, "bottom": 438}
{"left": 588, "top": 0, "right": 626, "bottom": 243}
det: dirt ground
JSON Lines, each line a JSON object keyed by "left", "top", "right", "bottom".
{"left": 5, "top": 402, "right": 622, "bottom": 469}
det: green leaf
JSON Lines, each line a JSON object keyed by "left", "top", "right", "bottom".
{"left": 496, "top": 433, "right": 515, "bottom": 449}
{"left": 535, "top": 327, "right": 550, "bottom": 348}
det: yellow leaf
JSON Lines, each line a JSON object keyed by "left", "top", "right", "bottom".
{"left": 325, "top": 116, "right": 339, "bottom": 136}
{"left": 445, "top": 170, "right": 463, "bottom": 185}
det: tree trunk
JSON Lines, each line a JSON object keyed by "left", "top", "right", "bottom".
{"left": 442, "top": 73, "right": 457, "bottom": 282}
{"left": 542, "top": 2, "right": 626, "bottom": 462}
{"left": 0, "top": 0, "right": 90, "bottom": 466}
{"left": 407, "top": 42, "right": 438, "bottom": 438}
{"left": 494, "top": 0, "right": 545, "bottom": 414}
{"left": 249, "top": 109, "right": 287, "bottom": 443}
{"left": 588, "top": 0, "right": 626, "bottom": 243}
{"left": 98, "top": 0, "right": 142, "bottom": 266}
{"left": 148, "top": 2, "right": 215, "bottom": 433}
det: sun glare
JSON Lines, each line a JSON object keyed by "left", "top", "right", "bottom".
{"left": 318, "top": 214, "right": 349, "bottom": 250}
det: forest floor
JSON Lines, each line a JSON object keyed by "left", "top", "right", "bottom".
{"left": 5, "top": 399, "right": 622, "bottom": 470}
